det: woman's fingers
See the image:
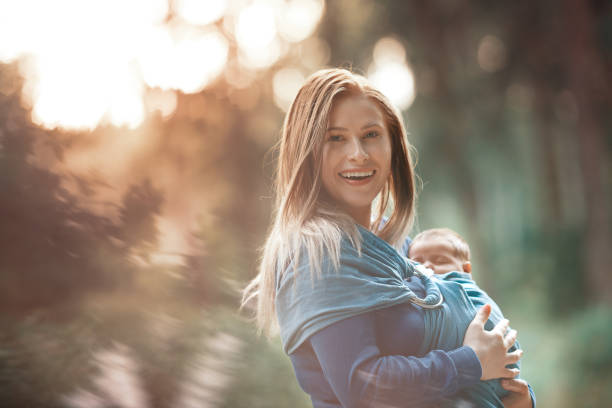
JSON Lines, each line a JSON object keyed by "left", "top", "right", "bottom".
{"left": 493, "top": 318, "right": 510, "bottom": 336}
{"left": 500, "top": 367, "right": 520, "bottom": 379}
{"left": 503, "top": 328, "right": 518, "bottom": 349}
{"left": 474, "top": 304, "right": 492, "bottom": 326}
{"left": 506, "top": 349, "right": 523, "bottom": 364}
{"left": 501, "top": 378, "right": 532, "bottom": 408}
{"left": 501, "top": 378, "right": 529, "bottom": 394}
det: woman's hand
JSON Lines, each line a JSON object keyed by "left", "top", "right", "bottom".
{"left": 462, "top": 304, "right": 522, "bottom": 380}
{"left": 501, "top": 378, "right": 532, "bottom": 408}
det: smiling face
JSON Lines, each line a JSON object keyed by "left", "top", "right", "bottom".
{"left": 320, "top": 93, "right": 392, "bottom": 226}
{"left": 408, "top": 237, "right": 471, "bottom": 275}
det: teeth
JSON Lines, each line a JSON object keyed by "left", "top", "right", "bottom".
{"left": 340, "top": 170, "right": 375, "bottom": 179}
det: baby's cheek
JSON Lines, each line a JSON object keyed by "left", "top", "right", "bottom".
{"left": 434, "top": 264, "right": 455, "bottom": 275}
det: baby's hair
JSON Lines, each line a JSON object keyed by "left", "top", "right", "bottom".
{"left": 410, "top": 228, "right": 471, "bottom": 261}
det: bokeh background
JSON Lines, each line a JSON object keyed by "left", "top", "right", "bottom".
{"left": 1, "top": 0, "right": 611, "bottom": 407}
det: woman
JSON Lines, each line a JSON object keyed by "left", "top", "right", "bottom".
{"left": 243, "top": 68, "right": 534, "bottom": 407}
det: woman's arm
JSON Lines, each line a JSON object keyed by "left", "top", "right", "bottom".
{"left": 308, "top": 312, "right": 481, "bottom": 407}
{"left": 307, "top": 303, "right": 520, "bottom": 408}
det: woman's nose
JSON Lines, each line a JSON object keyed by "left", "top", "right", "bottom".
{"left": 347, "top": 139, "right": 369, "bottom": 162}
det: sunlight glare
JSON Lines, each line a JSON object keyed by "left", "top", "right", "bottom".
{"left": 154, "top": 216, "right": 191, "bottom": 266}
{"left": 108, "top": 64, "right": 145, "bottom": 129}
{"left": 273, "top": 67, "right": 305, "bottom": 111}
{"left": 173, "top": 28, "right": 229, "bottom": 93}
{"left": 0, "top": 1, "right": 31, "bottom": 62}
{"left": 1, "top": 0, "right": 169, "bottom": 130}
{"left": 138, "top": 26, "right": 176, "bottom": 90}
{"left": 368, "top": 62, "right": 415, "bottom": 111}
{"left": 239, "top": 38, "right": 282, "bottom": 69}
{"left": 235, "top": 1, "right": 282, "bottom": 68}
{"left": 139, "top": 26, "right": 229, "bottom": 94}
{"left": 373, "top": 37, "right": 406, "bottom": 65}
{"left": 145, "top": 88, "right": 178, "bottom": 119}
{"left": 236, "top": 2, "right": 277, "bottom": 49}
{"left": 278, "top": 0, "right": 325, "bottom": 43}
{"left": 368, "top": 37, "right": 415, "bottom": 111}
{"left": 477, "top": 35, "right": 507, "bottom": 73}
{"left": 175, "top": 0, "right": 228, "bottom": 26}
{"left": 27, "top": 56, "right": 109, "bottom": 131}
{"left": 0, "top": 0, "right": 323, "bottom": 130}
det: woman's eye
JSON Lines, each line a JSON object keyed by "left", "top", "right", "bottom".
{"left": 328, "top": 135, "right": 343, "bottom": 142}
{"left": 364, "top": 131, "right": 378, "bottom": 139}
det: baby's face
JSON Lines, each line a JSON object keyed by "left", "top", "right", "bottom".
{"left": 409, "top": 238, "right": 469, "bottom": 275}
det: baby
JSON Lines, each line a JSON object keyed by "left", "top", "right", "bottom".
{"left": 408, "top": 227, "right": 536, "bottom": 407}
{"left": 408, "top": 227, "right": 472, "bottom": 276}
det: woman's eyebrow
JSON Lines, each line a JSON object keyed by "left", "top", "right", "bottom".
{"left": 326, "top": 122, "right": 383, "bottom": 132}
{"left": 361, "top": 122, "right": 382, "bottom": 129}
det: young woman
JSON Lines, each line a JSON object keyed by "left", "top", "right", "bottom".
{"left": 243, "top": 68, "right": 534, "bottom": 407}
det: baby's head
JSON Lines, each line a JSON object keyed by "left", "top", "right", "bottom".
{"left": 408, "top": 228, "right": 472, "bottom": 275}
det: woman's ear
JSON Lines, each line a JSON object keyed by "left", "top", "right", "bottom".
{"left": 462, "top": 261, "right": 472, "bottom": 273}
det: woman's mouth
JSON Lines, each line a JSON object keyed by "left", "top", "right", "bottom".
{"left": 338, "top": 170, "right": 376, "bottom": 181}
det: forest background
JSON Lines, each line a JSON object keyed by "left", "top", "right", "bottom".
{"left": 1, "top": 0, "right": 611, "bottom": 407}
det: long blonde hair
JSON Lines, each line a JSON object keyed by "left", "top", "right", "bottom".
{"left": 242, "top": 68, "right": 417, "bottom": 335}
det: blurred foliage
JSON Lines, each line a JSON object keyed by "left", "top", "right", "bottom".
{"left": 0, "top": 314, "right": 98, "bottom": 407}
{"left": 1, "top": 0, "right": 611, "bottom": 407}
{"left": 566, "top": 307, "right": 612, "bottom": 407}
{"left": 0, "top": 114, "right": 121, "bottom": 310}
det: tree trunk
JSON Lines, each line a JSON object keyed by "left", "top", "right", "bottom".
{"left": 564, "top": 0, "right": 612, "bottom": 304}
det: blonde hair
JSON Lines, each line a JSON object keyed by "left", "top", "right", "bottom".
{"left": 410, "top": 228, "right": 471, "bottom": 262}
{"left": 242, "top": 68, "right": 417, "bottom": 335}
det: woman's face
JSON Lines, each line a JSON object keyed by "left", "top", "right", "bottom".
{"left": 321, "top": 93, "right": 392, "bottom": 226}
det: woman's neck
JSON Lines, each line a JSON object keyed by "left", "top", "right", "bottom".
{"left": 347, "top": 207, "right": 371, "bottom": 229}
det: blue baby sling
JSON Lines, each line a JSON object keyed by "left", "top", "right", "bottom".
{"left": 276, "top": 225, "right": 517, "bottom": 407}
{"left": 421, "top": 271, "right": 515, "bottom": 407}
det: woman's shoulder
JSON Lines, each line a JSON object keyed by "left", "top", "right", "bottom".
{"left": 277, "top": 231, "right": 358, "bottom": 282}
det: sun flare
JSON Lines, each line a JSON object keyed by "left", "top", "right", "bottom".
{"left": 0, "top": 0, "right": 325, "bottom": 131}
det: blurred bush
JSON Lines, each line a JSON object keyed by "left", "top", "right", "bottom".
{"left": 565, "top": 307, "right": 612, "bottom": 407}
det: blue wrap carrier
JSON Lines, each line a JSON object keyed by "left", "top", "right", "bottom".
{"left": 275, "top": 225, "right": 519, "bottom": 407}
{"left": 276, "top": 225, "right": 442, "bottom": 355}
{"left": 420, "top": 272, "right": 516, "bottom": 407}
